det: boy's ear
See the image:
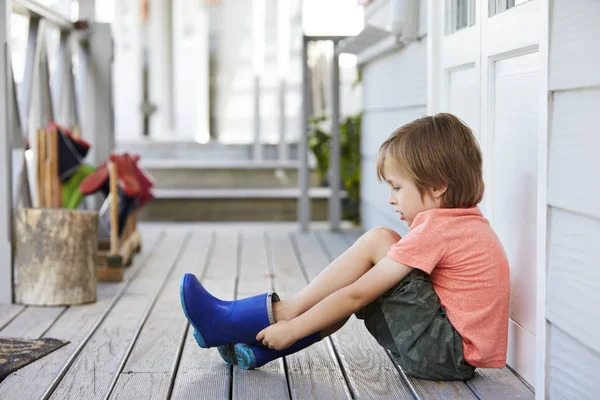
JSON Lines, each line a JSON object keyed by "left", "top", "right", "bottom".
{"left": 432, "top": 183, "right": 448, "bottom": 199}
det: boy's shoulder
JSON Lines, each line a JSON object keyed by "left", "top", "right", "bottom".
{"left": 412, "top": 207, "right": 487, "bottom": 232}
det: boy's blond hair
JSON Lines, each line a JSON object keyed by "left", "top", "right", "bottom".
{"left": 377, "top": 113, "right": 484, "bottom": 208}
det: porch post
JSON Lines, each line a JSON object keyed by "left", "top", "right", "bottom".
{"left": 79, "top": 23, "right": 114, "bottom": 171}
{"left": 277, "top": 0, "right": 290, "bottom": 161}
{"left": 328, "top": 43, "right": 341, "bottom": 231}
{"left": 298, "top": 36, "right": 310, "bottom": 231}
{"left": 0, "top": 0, "right": 14, "bottom": 303}
{"left": 252, "top": 0, "right": 265, "bottom": 161}
{"left": 78, "top": 23, "right": 114, "bottom": 212}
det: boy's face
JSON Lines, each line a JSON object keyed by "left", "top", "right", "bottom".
{"left": 383, "top": 163, "right": 444, "bottom": 226}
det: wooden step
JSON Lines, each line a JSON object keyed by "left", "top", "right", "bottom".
{"left": 137, "top": 188, "right": 346, "bottom": 222}
{"left": 141, "top": 160, "right": 321, "bottom": 190}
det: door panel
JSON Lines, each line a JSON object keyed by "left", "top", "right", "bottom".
{"left": 492, "top": 52, "right": 539, "bottom": 337}
{"left": 447, "top": 65, "right": 479, "bottom": 141}
{"left": 434, "top": 0, "right": 541, "bottom": 386}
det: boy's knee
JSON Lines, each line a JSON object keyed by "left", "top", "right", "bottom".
{"left": 363, "top": 227, "right": 401, "bottom": 248}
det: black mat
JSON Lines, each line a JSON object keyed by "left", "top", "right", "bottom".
{"left": 0, "top": 337, "right": 69, "bottom": 382}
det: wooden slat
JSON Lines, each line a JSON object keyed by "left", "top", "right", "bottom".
{"left": 0, "top": 225, "right": 165, "bottom": 400}
{"left": 170, "top": 229, "right": 238, "bottom": 400}
{"left": 317, "top": 231, "right": 477, "bottom": 400}
{"left": 0, "top": 305, "right": 25, "bottom": 330}
{"left": 467, "top": 368, "right": 533, "bottom": 400}
{"left": 549, "top": 324, "right": 600, "bottom": 399}
{"left": 547, "top": 88, "right": 600, "bottom": 219}
{"left": 0, "top": 306, "right": 65, "bottom": 339}
{"left": 548, "top": 0, "right": 600, "bottom": 90}
{"left": 267, "top": 229, "right": 351, "bottom": 399}
{"left": 293, "top": 231, "right": 413, "bottom": 399}
{"left": 232, "top": 229, "right": 289, "bottom": 399}
{"left": 47, "top": 228, "right": 189, "bottom": 399}
{"left": 109, "top": 229, "right": 214, "bottom": 399}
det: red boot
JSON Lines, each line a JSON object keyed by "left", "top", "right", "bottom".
{"left": 79, "top": 154, "right": 140, "bottom": 197}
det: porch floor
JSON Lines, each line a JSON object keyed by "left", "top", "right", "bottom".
{"left": 0, "top": 223, "right": 534, "bottom": 399}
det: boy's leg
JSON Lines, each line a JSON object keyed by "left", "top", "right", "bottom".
{"left": 274, "top": 227, "right": 400, "bottom": 321}
{"left": 363, "top": 269, "right": 475, "bottom": 381}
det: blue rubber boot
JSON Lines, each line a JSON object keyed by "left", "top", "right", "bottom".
{"left": 180, "top": 273, "right": 279, "bottom": 348}
{"left": 234, "top": 332, "right": 322, "bottom": 370}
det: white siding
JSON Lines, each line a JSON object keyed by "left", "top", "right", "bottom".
{"left": 547, "top": 0, "right": 600, "bottom": 396}
{"left": 360, "top": 0, "right": 427, "bottom": 233}
{"left": 547, "top": 208, "right": 600, "bottom": 353}
{"left": 362, "top": 42, "right": 427, "bottom": 111}
{"left": 364, "top": 0, "right": 428, "bottom": 38}
{"left": 549, "top": 0, "right": 600, "bottom": 91}
{"left": 549, "top": 325, "right": 600, "bottom": 400}
{"left": 547, "top": 88, "right": 600, "bottom": 219}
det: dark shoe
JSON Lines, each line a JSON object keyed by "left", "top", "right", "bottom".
{"left": 98, "top": 186, "right": 138, "bottom": 237}
{"left": 179, "top": 273, "right": 279, "bottom": 348}
{"left": 48, "top": 122, "right": 91, "bottom": 182}
{"left": 234, "top": 332, "right": 322, "bottom": 370}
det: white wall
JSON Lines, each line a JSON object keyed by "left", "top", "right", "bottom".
{"left": 546, "top": 0, "right": 600, "bottom": 397}
{"left": 359, "top": 0, "right": 427, "bottom": 235}
{"left": 209, "top": 0, "right": 304, "bottom": 144}
{"left": 112, "top": 1, "right": 143, "bottom": 142}
{"left": 173, "top": 0, "right": 209, "bottom": 143}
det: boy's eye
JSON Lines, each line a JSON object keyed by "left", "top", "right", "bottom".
{"left": 392, "top": 187, "right": 400, "bottom": 191}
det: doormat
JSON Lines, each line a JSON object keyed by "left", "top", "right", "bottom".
{"left": 0, "top": 337, "right": 69, "bottom": 382}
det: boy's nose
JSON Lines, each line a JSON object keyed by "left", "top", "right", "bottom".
{"left": 388, "top": 193, "right": 396, "bottom": 204}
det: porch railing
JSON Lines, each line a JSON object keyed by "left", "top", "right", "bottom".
{"left": 0, "top": 0, "right": 114, "bottom": 303}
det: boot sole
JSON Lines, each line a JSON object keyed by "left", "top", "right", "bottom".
{"left": 217, "top": 344, "right": 237, "bottom": 365}
{"left": 234, "top": 344, "right": 257, "bottom": 370}
{"left": 179, "top": 276, "right": 208, "bottom": 348}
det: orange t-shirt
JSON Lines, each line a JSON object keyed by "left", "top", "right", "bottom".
{"left": 387, "top": 207, "right": 510, "bottom": 368}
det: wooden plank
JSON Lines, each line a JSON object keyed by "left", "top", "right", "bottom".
{"left": 0, "top": 306, "right": 65, "bottom": 339}
{"left": 232, "top": 228, "right": 289, "bottom": 400}
{"left": 549, "top": 0, "right": 600, "bottom": 90}
{"left": 170, "top": 229, "right": 239, "bottom": 400}
{"left": 549, "top": 324, "right": 600, "bottom": 399}
{"left": 467, "top": 368, "right": 533, "bottom": 400}
{"left": 548, "top": 88, "right": 600, "bottom": 219}
{"left": 293, "top": 231, "right": 413, "bottom": 399}
{"left": 547, "top": 207, "right": 600, "bottom": 353}
{"left": 317, "top": 231, "right": 476, "bottom": 399}
{"left": 0, "top": 225, "right": 165, "bottom": 400}
{"left": 0, "top": 305, "right": 25, "bottom": 330}
{"left": 46, "top": 228, "right": 189, "bottom": 399}
{"left": 267, "top": 229, "right": 351, "bottom": 399}
{"left": 109, "top": 229, "right": 214, "bottom": 399}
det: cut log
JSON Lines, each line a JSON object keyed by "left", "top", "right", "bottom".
{"left": 14, "top": 208, "right": 98, "bottom": 306}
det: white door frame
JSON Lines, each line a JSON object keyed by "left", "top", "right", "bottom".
{"left": 427, "top": 1, "right": 549, "bottom": 395}
{"left": 535, "top": 1, "right": 549, "bottom": 398}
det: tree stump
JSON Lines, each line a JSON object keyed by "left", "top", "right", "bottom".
{"left": 14, "top": 208, "right": 98, "bottom": 305}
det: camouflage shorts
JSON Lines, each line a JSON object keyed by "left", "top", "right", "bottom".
{"left": 355, "top": 269, "right": 475, "bottom": 381}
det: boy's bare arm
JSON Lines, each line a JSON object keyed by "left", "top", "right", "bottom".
{"left": 257, "top": 257, "right": 413, "bottom": 350}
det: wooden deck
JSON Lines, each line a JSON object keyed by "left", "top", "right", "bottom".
{"left": 0, "top": 223, "right": 534, "bottom": 399}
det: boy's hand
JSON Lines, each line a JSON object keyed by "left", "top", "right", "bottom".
{"left": 256, "top": 320, "right": 297, "bottom": 350}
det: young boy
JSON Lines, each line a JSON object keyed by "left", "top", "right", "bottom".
{"left": 180, "top": 113, "right": 510, "bottom": 380}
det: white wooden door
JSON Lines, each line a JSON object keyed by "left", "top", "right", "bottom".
{"left": 431, "top": 0, "right": 541, "bottom": 386}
